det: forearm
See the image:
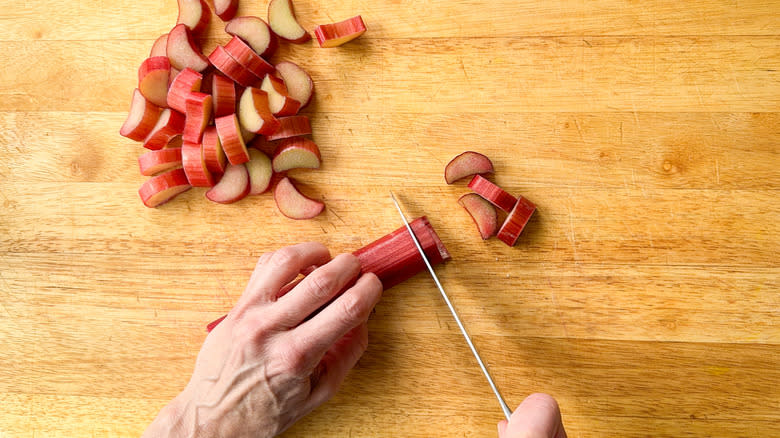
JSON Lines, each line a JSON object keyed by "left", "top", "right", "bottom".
{"left": 142, "top": 396, "right": 193, "bottom": 438}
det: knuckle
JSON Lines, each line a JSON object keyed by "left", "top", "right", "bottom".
{"left": 338, "top": 294, "right": 367, "bottom": 324}
{"left": 272, "top": 342, "right": 308, "bottom": 375}
{"left": 307, "top": 272, "right": 337, "bottom": 300}
{"left": 269, "top": 248, "right": 297, "bottom": 270}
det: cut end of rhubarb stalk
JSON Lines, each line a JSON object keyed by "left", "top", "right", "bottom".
{"left": 261, "top": 74, "right": 301, "bottom": 117}
{"left": 496, "top": 196, "right": 536, "bottom": 247}
{"left": 272, "top": 138, "right": 321, "bottom": 172}
{"left": 275, "top": 61, "right": 314, "bottom": 108}
{"left": 214, "top": 0, "right": 239, "bottom": 21}
{"left": 121, "top": 89, "right": 161, "bottom": 141}
{"left": 459, "top": 193, "right": 498, "bottom": 240}
{"left": 138, "top": 148, "right": 183, "bottom": 176}
{"left": 445, "top": 151, "right": 494, "bottom": 184}
{"left": 202, "top": 126, "right": 227, "bottom": 173}
{"left": 225, "top": 16, "right": 278, "bottom": 58}
{"left": 274, "top": 177, "right": 325, "bottom": 219}
{"left": 246, "top": 149, "right": 273, "bottom": 195}
{"left": 353, "top": 216, "right": 450, "bottom": 290}
{"left": 268, "top": 0, "right": 311, "bottom": 43}
{"left": 177, "top": 0, "right": 210, "bottom": 34}
{"left": 138, "top": 56, "right": 171, "bottom": 108}
{"left": 139, "top": 168, "right": 191, "bottom": 208}
{"left": 206, "top": 162, "right": 250, "bottom": 204}
{"left": 314, "top": 15, "right": 367, "bottom": 48}
{"left": 143, "top": 108, "right": 186, "bottom": 150}
{"left": 215, "top": 114, "right": 250, "bottom": 165}
{"left": 167, "top": 23, "right": 210, "bottom": 72}
{"left": 182, "top": 140, "right": 214, "bottom": 187}
{"left": 468, "top": 174, "right": 517, "bottom": 213}
{"left": 238, "top": 87, "right": 281, "bottom": 135}
{"left": 167, "top": 68, "right": 203, "bottom": 113}
{"left": 150, "top": 33, "right": 169, "bottom": 57}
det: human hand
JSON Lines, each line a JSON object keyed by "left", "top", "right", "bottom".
{"left": 498, "top": 393, "right": 567, "bottom": 438}
{"left": 142, "top": 242, "right": 383, "bottom": 438}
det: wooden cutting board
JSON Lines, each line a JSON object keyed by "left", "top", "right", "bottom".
{"left": 0, "top": 1, "right": 778, "bottom": 436}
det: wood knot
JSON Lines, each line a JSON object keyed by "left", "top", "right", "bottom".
{"left": 70, "top": 160, "right": 83, "bottom": 176}
{"left": 662, "top": 160, "right": 682, "bottom": 174}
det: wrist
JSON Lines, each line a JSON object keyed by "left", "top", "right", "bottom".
{"left": 142, "top": 395, "right": 193, "bottom": 438}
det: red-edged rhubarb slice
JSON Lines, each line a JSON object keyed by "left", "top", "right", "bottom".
{"left": 458, "top": 193, "right": 498, "bottom": 240}
{"left": 275, "top": 61, "right": 314, "bottom": 108}
{"left": 206, "top": 163, "right": 250, "bottom": 204}
{"left": 143, "top": 109, "right": 186, "bottom": 150}
{"left": 468, "top": 175, "right": 517, "bottom": 213}
{"left": 445, "top": 151, "right": 494, "bottom": 184}
{"left": 121, "top": 89, "right": 161, "bottom": 141}
{"left": 181, "top": 141, "right": 214, "bottom": 187}
{"left": 354, "top": 216, "right": 451, "bottom": 290}
{"left": 212, "top": 74, "right": 236, "bottom": 117}
{"left": 268, "top": 0, "right": 311, "bottom": 43}
{"left": 274, "top": 177, "right": 324, "bottom": 219}
{"left": 314, "top": 16, "right": 367, "bottom": 48}
{"left": 138, "top": 56, "right": 171, "bottom": 107}
{"left": 149, "top": 34, "right": 169, "bottom": 57}
{"left": 208, "top": 45, "right": 260, "bottom": 87}
{"left": 224, "top": 36, "right": 275, "bottom": 78}
{"left": 272, "top": 137, "right": 320, "bottom": 172}
{"left": 167, "top": 68, "right": 203, "bottom": 113}
{"left": 139, "top": 168, "right": 191, "bottom": 208}
{"left": 225, "top": 16, "right": 278, "bottom": 58}
{"left": 246, "top": 149, "right": 273, "bottom": 195}
{"left": 138, "top": 148, "right": 183, "bottom": 176}
{"left": 214, "top": 0, "right": 239, "bottom": 21}
{"left": 167, "top": 23, "right": 210, "bottom": 72}
{"left": 183, "top": 92, "right": 212, "bottom": 143}
{"left": 215, "top": 113, "right": 250, "bottom": 164}
{"left": 261, "top": 74, "right": 301, "bottom": 116}
{"left": 238, "top": 87, "right": 281, "bottom": 135}
{"left": 202, "top": 126, "right": 227, "bottom": 173}
{"left": 267, "top": 115, "right": 311, "bottom": 141}
{"left": 177, "top": 0, "right": 210, "bottom": 34}
{"left": 496, "top": 196, "right": 536, "bottom": 247}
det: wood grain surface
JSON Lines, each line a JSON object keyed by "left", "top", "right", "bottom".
{"left": 1, "top": 0, "right": 778, "bottom": 436}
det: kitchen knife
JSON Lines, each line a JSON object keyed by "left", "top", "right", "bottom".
{"left": 390, "top": 192, "right": 513, "bottom": 421}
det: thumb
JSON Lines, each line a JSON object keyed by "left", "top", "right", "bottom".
{"left": 501, "top": 393, "right": 566, "bottom": 438}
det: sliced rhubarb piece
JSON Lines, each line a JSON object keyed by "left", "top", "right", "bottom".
{"left": 354, "top": 216, "right": 451, "bottom": 290}
{"left": 167, "top": 23, "right": 210, "bottom": 72}
{"left": 266, "top": 115, "right": 311, "bottom": 141}
{"left": 274, "top": 177, "right": 324, "bottom": 220}
{"left": 139, "top": 168, "right": 191, "bottom": 208}
{"left": 238, "top": 87, "right": 280, "bottom": 135}
{"left": 150, "top": 34, "right": 169, "bottom": 57}
{"left": 240, "top": 123, "right": 256, "bottom": 144}
{"left": 182, "top": 141, "right": 214, "bottom": 187}
{"left": 177, "top": 0, "right": 210, "bottom": 34}
{"left": 206, "top": 162, "right": 250, "bottom": 203}
{"left": 275, "top": 61, "right": 314, "bottom": 108}
{"left": 224, "top": 36, "right": 275, "bottom": 78}
{"left": 468, "top": 174, "right": 517, "bottom": 213}
{"left": 208, "top": 45, "right": 260, "bottom": 87}
{"left": 445, "top": 151, "right": 494, "bottom": 184}
{"left": 167, "top": 68, "right": 203, "bottom": 113}
{"left": 246, "top": 149, "right": 273, "bottom": 195}
{"left": 213, "top": 0, "right": 239, "bottom": 21}
{"left": 215, "top": 114, "right": 250, "bottom": 164}
{"left": 458, "top": 193, "right": 498, "bottom": 240}
{"left": 202, "top": 126, "right": 227, "bottom": 173}
{"left": 249, "top": 135, "right": 279, "bottom": 156}
{"left": 496, "top": 196, "right": 536, "bottom": 247}
{"left": 261, "top": 74, "right": 301, "bottom": 116}
{"left": 268, "top": 0, "right": 311, "bottom": 43}
{"left": 121, "top": 89, "right": 161, "bottom": 141}
{"left": 314, "top": 16, "right": 367, "bottom": 48}
{"left": 138, "top": 56, "right": 171, "bottom": 107}
{"left": 166, "top": 135, "right": 183, "bottom": 149}
{"left": 138, "top": 148, "right": 183, "bottom": 176}
{"left": 212, "top": 74, "right": 236, "bottom": 117}
{"left": 143, "top": 109, "right": 186, "bottom": 150}
{"left": 272, "top": 137, "right": 320, "bottom": 172}
{"left": 183, "top": 92, "right": 212, "bottom": 143}
{"left": 225, "top": 16, "right": 278, "bottom": 58}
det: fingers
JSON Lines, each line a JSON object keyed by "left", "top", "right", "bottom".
{"left": 237, "top": 243, "right": 332, "bottom": 310}
{"left": 290, "top": 273, "right": 382, "bottom": 370}
{"left": 501, "top": 393, "right": 566, "bottom": 438}
{"left": 305, "top": 322, "right": 369, "bottom": 411}
{"left": 271, "top": 254, "right": 362, "bottom": 328}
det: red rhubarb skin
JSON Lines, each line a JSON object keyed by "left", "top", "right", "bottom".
{"left": 266, "top": 115, "right": 311, "bottom": 141}
{"left": 208, "top": 46, "right": 261, "bottom": 87}
{"left": 468, "top": 174, "right": 517, "bottom": 213}
{"left": 207, "top": 216, "right": 450, "bottom": 331}
{"left": 224, "top": 36, "right": 275, "bottom": 78}
{"left": 497, "top": 196, "right": 537, "bottom": 246}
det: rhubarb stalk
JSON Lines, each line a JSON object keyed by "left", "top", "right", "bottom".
{"left": 206, "top": 216, "right": 450, "bottom": 331}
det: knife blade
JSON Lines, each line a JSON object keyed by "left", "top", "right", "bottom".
{"left": 390, "top": 192, "right": 513, "bottom": 421}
